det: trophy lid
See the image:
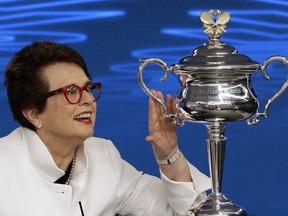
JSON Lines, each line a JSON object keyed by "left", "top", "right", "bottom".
{"left": 173, "top": 10, "right": 260, "bottom": 74}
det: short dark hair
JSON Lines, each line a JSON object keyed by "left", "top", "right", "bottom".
{"left": 4, "top": 41, "right": 92, "bottom": 130}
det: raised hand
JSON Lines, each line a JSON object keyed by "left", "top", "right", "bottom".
{"left": 145, "top": 90, "right": 192, "bottom": 182}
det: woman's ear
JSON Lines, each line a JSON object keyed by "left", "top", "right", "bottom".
{"left": 22, "top": 109, "right": 42, "bottom": 129}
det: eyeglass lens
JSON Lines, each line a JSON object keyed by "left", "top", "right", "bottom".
{"left": 65, "top": 84, "right": 100, "bottom": 104}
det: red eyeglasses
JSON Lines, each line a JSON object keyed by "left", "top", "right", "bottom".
{"left": 46, "top": 82, "right": 102, "bottom": 104}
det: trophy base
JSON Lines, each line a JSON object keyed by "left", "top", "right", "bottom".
{"left": 193, "top": 193, "right": 247, "bottom": 216}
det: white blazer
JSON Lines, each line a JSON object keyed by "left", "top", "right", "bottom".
{"left": 0, "top": 127, "right": 210, "bottom": 216}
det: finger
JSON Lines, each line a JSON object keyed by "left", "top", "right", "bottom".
{"left": 148, "top": 98, "right": 159, "bottom": 124}
{"left": 156, "top": 90, "right": 164, "bottom": 102}
{"left": 166, "top": 94, "right": 174, "bottom": 114}
{"left": 154, "top": 91, "right": 164, "bottom": 116}
{"left": 149, "top": 90, "right": 160, "bottom": 114}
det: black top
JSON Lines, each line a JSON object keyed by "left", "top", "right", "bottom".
{"left": 54, "top": 159, "right": 73, "bottom": 184}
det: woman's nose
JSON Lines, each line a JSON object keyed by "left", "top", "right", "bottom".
{"left": 80, "top": 90, "right": 95, "bottom": 105}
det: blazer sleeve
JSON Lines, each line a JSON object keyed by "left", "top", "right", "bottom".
{"left": 105, "top": 140, "right": 210, "bottom": 216}
{"left": 160, "top": 163, "right": 211, "bottom": 215}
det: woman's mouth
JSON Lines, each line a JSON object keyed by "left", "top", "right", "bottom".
{"left": 74, "top": 112, "right": 93, "bottom": 123}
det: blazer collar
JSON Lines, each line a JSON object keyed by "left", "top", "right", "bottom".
{"left": 21, "top": 127, "right": 88, "bottom": 183}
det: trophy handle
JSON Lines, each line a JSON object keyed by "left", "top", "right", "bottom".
{"left": 248, "top": 56, "right": 288, "bottom": 125}
{"left": 137, "top": 58, "right": 176, "bottom": 120}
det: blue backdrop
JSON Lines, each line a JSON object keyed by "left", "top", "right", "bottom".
{"left": 0, "top": 0, "right": 287, "bottom": 215}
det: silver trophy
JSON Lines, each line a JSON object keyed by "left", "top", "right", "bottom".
{"left": 137, "top": 10, "right": 288, "bottom": 216}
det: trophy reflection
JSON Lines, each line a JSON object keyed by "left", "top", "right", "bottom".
{"left": 137, "top": 10, "right": 288, "bottom": 216}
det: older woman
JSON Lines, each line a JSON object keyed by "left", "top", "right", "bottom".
{"left": 0, "top": 41, "right": 210, "bottom": 216}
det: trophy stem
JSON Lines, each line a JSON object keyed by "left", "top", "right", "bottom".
{"left": 193, "top": 121, "right": 247, "bottom": 216}
{"left": 207, "top": 121, "right": 226, "bottom": 194}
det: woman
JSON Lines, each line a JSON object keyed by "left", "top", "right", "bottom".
{"left": 0, "top": 41, "right": 210, "bottom": 216}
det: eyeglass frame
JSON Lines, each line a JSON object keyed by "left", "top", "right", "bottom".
{"left": 46, "top": 82, "right": 102, "bottom": 104}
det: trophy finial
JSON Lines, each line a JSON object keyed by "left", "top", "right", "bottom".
{"left": 200, "top": 10, "right": 231, "bottom": 38}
